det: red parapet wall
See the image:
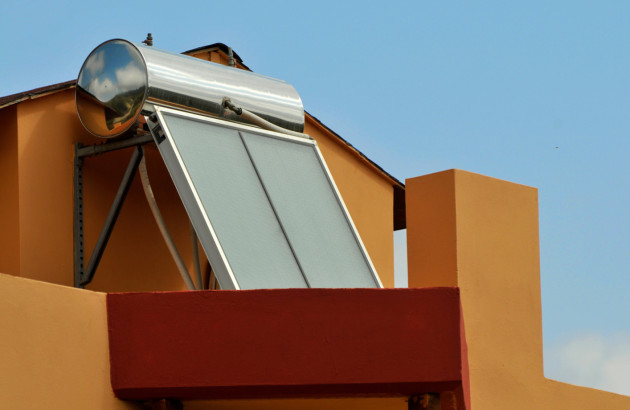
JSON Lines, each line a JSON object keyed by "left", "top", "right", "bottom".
{"left": 107, "top": 288, "right": 464, "bottom": 400}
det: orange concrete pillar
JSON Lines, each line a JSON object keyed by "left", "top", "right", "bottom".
{"left": 406, "top": 169, "right": 630, "bottom": 409}
{"left": 407, "top": 169, "right": 543, "bottom": 407}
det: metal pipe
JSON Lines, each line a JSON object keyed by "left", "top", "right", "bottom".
{"left": 138, "top": 148, "right": 196, "bottom": 290}
{"left": 81, "top": 146, "right": 143, "bottom": 287}
{"left": 222, "top": 97, "right": 312, "bottom": 139}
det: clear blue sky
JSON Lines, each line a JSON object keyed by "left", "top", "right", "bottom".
{"left": 2, "top": 0, "right": 629, "bottom": 394}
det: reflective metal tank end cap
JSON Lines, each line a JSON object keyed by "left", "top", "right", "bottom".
{"left": 76, "top": 39, "right": 148, "bottom": 138}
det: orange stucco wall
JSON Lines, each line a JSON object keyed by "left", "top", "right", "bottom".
{"left": 406, "top": 169, "right": 630, "bottom": 409}
{"left": 16, "top": 90, "right": 86, "bottom": 286}
{"left": 0, "top": 273, "right": 138, "bottom": 409}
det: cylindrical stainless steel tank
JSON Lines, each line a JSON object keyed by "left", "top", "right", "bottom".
{"left": 76, "top": 39, "right": 304, "bottom": 138}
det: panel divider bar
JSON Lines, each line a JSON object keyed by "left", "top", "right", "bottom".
{"left": 238, "top": 131, "right": 311, "bottom": 288}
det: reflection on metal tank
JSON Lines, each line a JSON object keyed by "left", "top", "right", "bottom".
{"left": 76, "top": 39, "right": 304, "bottom": 138}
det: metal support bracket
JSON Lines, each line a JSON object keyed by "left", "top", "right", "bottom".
{"left": 73, "top": 134, "right": 153, "bottom": 288}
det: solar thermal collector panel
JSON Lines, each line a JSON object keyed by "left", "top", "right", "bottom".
{"left": 149, "top": 106, "right": 382, "bottom": 290}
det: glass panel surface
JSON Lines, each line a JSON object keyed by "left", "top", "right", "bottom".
{"left": 242, "top": 132, "right": 378, "bottom": 288}
{"left": 161, "top": 113, "right": 307, "bottom": 289}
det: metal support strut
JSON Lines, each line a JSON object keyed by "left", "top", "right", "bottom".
{"left": 74, "top": 144, "right": 144, "bottom": 288}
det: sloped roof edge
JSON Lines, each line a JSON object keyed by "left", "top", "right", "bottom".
{"left": 0, "top": 80, "right": 76, "bottom": 110}
{"left": 306, "top": 110, "right": 404, "bottom": 189}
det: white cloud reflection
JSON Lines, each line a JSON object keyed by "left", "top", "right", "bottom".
{"left": 85, "top": 50, "right": 105, "bottom": 76}
{"left": 86, "top": 60, "right": 144, "bottom": 102}
{"left": 88, "top": 77, "right": 116, "bottom": 102}
{"left": 115, "top": 61, "right": 144, "bottom": 93}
